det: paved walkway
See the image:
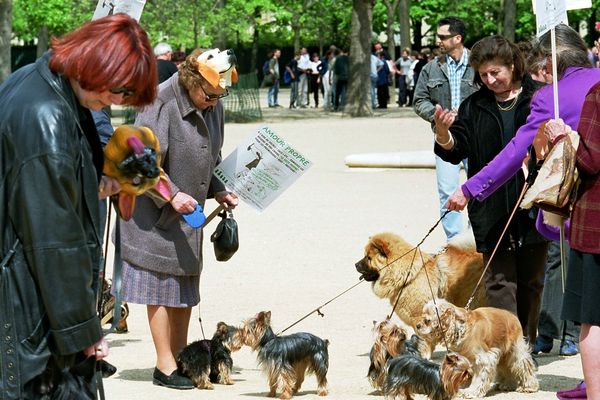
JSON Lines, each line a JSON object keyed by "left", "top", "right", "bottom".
{"left": 102, "top": 105, "right": 583, "bottom": 399}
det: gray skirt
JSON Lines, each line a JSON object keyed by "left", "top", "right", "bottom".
{"left": 118, "top": 260, "right": 200, "bottom": 308}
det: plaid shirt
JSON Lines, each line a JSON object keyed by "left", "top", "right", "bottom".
{"left": 446, "top": 50, "right": 469, "bottom": 111}
{"left": 570, "top": 81, "right": 600, "bottom": 253}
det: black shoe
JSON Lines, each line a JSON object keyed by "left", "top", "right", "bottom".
{"left": 152, "top": 368, "right": 194, "bottom": 389}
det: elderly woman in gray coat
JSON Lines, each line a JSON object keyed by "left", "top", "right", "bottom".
{"left": 119, "top": 49, "right": 238, "bottom": 390}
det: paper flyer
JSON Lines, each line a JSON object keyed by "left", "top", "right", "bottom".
{"left": 92, "top": 0, "right": 146, "bottom": 21}
{"left": 214, "top": 126, "right": 312, "bottom": 211}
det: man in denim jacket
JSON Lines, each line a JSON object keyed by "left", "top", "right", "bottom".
{"left": 413, "top": 16, "right": 478, "bottom": 241}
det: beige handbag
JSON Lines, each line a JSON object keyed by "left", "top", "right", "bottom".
{"left": 521, "top": 130, "right": 580, "bottom": 217}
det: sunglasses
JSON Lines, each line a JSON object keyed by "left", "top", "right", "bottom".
{"left": 109, "top": 86, "right": 135, "bottom": 98}
{"left": 437, "top": 33, "right": 458, "bottom": 41}
{"left": 204, "top": 88, "right": 230, "bottom": 101}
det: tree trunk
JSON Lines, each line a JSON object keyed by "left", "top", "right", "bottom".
{"left": 502, "top": 0, "right": 516, "bottom": 42}
{"left": 251, "top": 7, "right": 260, "bottom": 73}
{"left": 345, "top": 0, "right": 374, "bottom": 117}
{"left": 36, "top": 26, "right": 49, "bottom": 58}
{"left": 0, "top": 0, "right": 10, "bottom": 81}
{"left": 385, "top": 2, "right": 397, "bottom": 62}
{"left": 215, "top": 0, "right": 226, "bottom": 49}
{"left": 292, "top": 13, "right": 300, "bottom": 52}
{"left": 413, "top": 19, "right": 422, "bottom": 51}
{"left": 399, "top": 0, "right": 410, "bottom": 50}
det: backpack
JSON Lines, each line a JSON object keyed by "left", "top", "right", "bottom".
{"left": 283, "top": 69, "right": 292, "bottom": 84}
{"left": 262, "top": 60, "right": 270, "bottom": 76}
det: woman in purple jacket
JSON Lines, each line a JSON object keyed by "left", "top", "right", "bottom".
{"left": 444, "top": 24, "right": 600, "bottom": 211}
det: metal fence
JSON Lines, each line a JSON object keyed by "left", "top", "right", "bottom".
{"left": 222, "top": 72, "right": 263, "bottom": 123}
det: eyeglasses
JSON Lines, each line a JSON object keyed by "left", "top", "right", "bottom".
{"left": 204, "top": 89, "right": 229, "bottom": 101}
{"left": 437, "top": 34, "right": 458, "bottom": 41}
{"left": 109, "top": 87, "right": 135, "bottom": 98}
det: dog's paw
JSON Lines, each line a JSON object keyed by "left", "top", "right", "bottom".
{"left": 457, "top": 389, "right": 484, "bottom": 399}
{"left": 516, "top": 384, "right": 539, "bottom": 393}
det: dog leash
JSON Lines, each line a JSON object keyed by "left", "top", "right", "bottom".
{"left": 464, "top": 182, "right": 530, "bottom": 310}
{"left": 386, "top": 210, "right": 449, "bottom": 320}
{"left": 276, "top": 212, "right": 449, "bottom": 336}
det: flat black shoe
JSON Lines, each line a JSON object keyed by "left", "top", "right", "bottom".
{"left": 152, "top": 368, "right": 194, "bottom": 389}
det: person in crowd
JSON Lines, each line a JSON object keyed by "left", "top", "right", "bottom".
{"left": 524, "top": 48, "right": 580, "bottom": 357}
{"left": 118, "top": 49, "right": 238, "bottom": 390}
{"left": 286, "top": 50, "right": 301, "bottom": 109}
{"left": 297, "top": 47, "right": 311, "bottom": 108}
{"left": 171, "top": 50, "right": 187, "bottom": 66}
{"left": 413, "top": 16, "right": 478, "bottom": 241}
{"left": 0, "top": 13, "right": 156, "bottom": 399}
{"left": 154, "top": 42, "right": 178, "bottom": 84}
{"left": 333, "top": 47, "right": 349, "bottom": 112}
{"left": 376, "top": 50, "right": 390, "bottom": 109}
{"left": 308, "top": 52, "right": 321, "bottom": 108}
{"left": 370, "top": 47, "right": 383, "bottom": 109}
{"left": 544, "top": 82, "right": 600, "bottom": 400}
{"left": 322, "top": 49, "right": 335, "bottom": 111}
{"left": 267, "top": 49, "right": 281, "bottom": 108}
{"left": 396, "top": 48, "right": 413, "bottom": 107}
{"left": 433, "top": 35, "right": 548, "bottom": 345}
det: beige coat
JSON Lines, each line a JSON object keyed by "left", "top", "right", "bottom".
{"left": 120, "top": 73, "right": 226, "bottom": 276}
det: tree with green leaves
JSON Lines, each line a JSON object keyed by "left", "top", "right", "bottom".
{"left": 0, "top": 0, "right": 11, "bottom": 82}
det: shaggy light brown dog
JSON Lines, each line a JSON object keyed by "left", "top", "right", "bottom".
{"left": 354, "top": 231, "right": 485, "bottom": 356}
{"left": 415, "top": 299, "right": 538, "bottom": 398}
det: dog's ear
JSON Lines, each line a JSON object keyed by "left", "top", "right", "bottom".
{"left": 370, "top": 236, "right": 391, "bottom": 258}
{"left": 217, "top": 321, "right": 228, "bottom": 334}
{"left": 264, "top": 310, "right": 272, "bottom": 324}
{"left": 198, "top": 63, "right": 221, "bottom": 88}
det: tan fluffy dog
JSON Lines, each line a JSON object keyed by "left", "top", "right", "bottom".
{"left": 415, "top": 299, "right": 538, "bottom": 398}
{"left": 354, "top": 231, "right": 485, "bottom": 356}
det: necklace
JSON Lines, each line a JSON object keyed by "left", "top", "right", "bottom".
{"left": 496, "top": 87, "right": 522, "bottom": 112}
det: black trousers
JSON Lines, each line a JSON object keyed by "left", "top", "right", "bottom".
{"left": 482, "top": 241, "right": 548, "bottom": 345}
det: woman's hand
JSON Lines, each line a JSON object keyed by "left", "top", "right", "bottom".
{"left": 215, "top": 191, "right": 239, "bottom": 209}
{"left": 170, "top": 191, "right": 198, "bottom": 214}
{"left": 98, "top": 176, "right": 121, "bottom": 200}
{"left": 83, "top": 337, "right": 109, "bottom": 360}
{"left": 445, "top": 188, "right": 470, "bottom": 211}
{"left": 544, "top": 118, "right": 571, "bottom": 143}
{"left": 434, "top": 104, "right": 456, "bottom": 135}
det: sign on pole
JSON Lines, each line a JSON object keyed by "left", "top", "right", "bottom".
{"left": 213, "top": 126, "right": 313, "bottom": 212}
{"left": 93, "top": 0, "right": 146, "bottom": 21}
{"left": 534, "top": 0, "right": 568, "bottom": 36}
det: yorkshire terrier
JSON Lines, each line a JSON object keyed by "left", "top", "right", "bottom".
{"left": 415, "top": 299, "right": 539, "bottom": 398}
{"left": 238, "top": 311, "right": 329, "bottom": 399}
{"left": 383, "top": 352, "right": 473, "bottom": 400}
{"left": 177, "top": 322, "right": 243, "bottom": 389}
{"left": 367, "top": 320, "right": 424, "bottom": 391}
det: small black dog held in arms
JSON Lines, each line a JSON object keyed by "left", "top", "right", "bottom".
{"left": 383, "top": 352, "right": 473, "bottom": 400}
{"left": 238, "top": 311, "right": 329, "bottom": 399}
{"left": 177, "top": 322, "right": 242, "bottom": 389}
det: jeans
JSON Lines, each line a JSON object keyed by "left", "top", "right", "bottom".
{"left": 289, "top": 81, "right": 298, "bottom": 107}
{"left": 267, "top": 80, "right": 279, "bottom": 106}
{"left": 435, "top": 154, "right": 466, "bottom": 241}
{"left": 298, "top": 73, "right": 308, "bottom": 106}
{"left": 370, "top": 75, "right": 377, "bottom": 108}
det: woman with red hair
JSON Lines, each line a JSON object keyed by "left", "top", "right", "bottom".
{"left": 0, "top": 14, "right": 156, "bottom": 399}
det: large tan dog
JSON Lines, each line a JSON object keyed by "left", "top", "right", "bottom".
{"left": 354, "top": 231, "right": 485, "bottom": 355}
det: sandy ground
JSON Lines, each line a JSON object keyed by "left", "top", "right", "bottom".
{"left": 102, "top": 91, "right": 583, "bottom": 399}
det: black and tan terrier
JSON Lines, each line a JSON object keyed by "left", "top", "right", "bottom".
{"left": 238, "top": 311, "right": 329, "bottom": 399}
{"left": 383, "top": 352, "right": 473, "bottom": 400}
{"left": 176, "top": 322, "right": 242, "bottom": 389}
{"left": 367, "top": 319, "right": 423, "bottom": 391}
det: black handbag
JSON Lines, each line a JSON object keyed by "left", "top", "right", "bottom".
{"left": 210, "top": 207, "right": 239, "bottom": 261}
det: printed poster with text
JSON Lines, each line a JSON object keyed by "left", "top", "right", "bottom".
{"left": 214, "top": 126, "right": 312, "bottom": 211}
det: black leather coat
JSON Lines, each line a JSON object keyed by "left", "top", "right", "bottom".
{"left": 0, "top": 53, "right": 103, "bottom": 398}
{"left": 435, "top": 75, "right": 547, "bottom": 252}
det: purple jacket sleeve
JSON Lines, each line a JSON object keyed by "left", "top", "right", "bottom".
{"left": 461, "top": 91, "right": 552, "bottom": 201}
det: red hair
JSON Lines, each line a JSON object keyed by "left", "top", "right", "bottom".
{"left": 49, "top": 13, "right": 157, "bottom": 107}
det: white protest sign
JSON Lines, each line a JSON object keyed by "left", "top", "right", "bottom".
{"left": 93, "top": 0, "right": 146, "bottom": 21}
{"left": 213, "top": 126, "right": 312, "bottom": 211}
{"left": 534, "top": 0, "right": 568, "bottom": 36}
{"left": 533, "top": 0, "right": 592, "bottom": 12}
